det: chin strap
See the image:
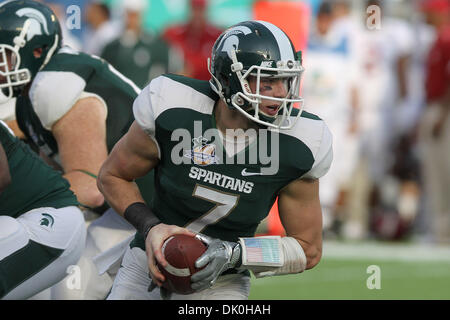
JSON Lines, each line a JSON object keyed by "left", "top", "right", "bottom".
{"left": 208, "top": 58, "right": 225, "bottom": 100}
{"left": 40, "top": 34, "right": 59, "bottom": 71}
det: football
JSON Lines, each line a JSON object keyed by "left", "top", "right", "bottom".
{"left": 157, "top": 234, "right": 207, "bottom": 295}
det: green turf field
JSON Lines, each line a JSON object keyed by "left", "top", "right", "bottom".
{"left": 248, "top": 240, "right": 450, "bottom": 300}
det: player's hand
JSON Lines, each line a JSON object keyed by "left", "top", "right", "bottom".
{"left": 145, "top": 223, "right": 195, "bottom": 287}
{"left": 191, "top": 234, "right": 241, "bottom": 292}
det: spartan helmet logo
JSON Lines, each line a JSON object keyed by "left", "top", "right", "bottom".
{"left": 15, "top": 8, "right": 50, "bottom": 41}
{"left": 218, "top": 26, "right": 252, "bottom": 59}
{"left": 40, "top": 213, "right": 54, "bottom": 227}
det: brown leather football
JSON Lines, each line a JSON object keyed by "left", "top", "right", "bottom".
{"left": 157, "top": 234, "right": 207, "bottom": 294}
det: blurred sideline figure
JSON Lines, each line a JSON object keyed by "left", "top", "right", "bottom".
{"left": 302, "top": 1, "right": 359, "bottom": 238}
{"left": 418, "top": 0, "right": 450, "bottom": 244}
{"left": 328, "top": 0, "right": 369, "bottom": 240}
{"left": 162, "top": 0, "right": 222, "bottom": 80}
{"left": 342, "top": 0, "right": 415, "bottom": 240}
{"left": 83, "top": 0, "right": 122, "bottom": 56}
{"left": 379, "top": 0, "right": 436, "bottom": 241}
{"left": 101, "top": 0, "right": 183, "bottom": 88}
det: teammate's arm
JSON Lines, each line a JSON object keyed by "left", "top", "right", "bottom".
{"left": 97, "top": 121, "right": 194, "bottom": 286}
{"left": 0, "top": 141, "right": 11, "bottom": 193}
{"left": 52, "top": 97, "right": 108, "bottom": 208}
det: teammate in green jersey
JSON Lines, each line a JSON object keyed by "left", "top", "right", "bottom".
{"left": 0, "top": 120, "right": 85, "bottom": 299}
{"left": 0, "top": 0, "right": 152, "bottom": 299}
{"left": 98, "top": 20, "right": 333, "bottom": 300}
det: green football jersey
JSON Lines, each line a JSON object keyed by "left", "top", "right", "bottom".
{"left": 0, "top": 121, "right": 78, "bottom": 218}
{"left": 15, "top": 46, "right": 154, "bottom": 207}
{"left": 131, "top": 74, "right": 333, "bottom": 249}
{"left": 16, "top": 46, "right": 139, "bottom": 155}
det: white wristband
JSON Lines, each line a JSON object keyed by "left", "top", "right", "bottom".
{"left": 238, "top": 236, "right": 307, "bottom": 278}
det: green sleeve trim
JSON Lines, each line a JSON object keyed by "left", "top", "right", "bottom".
{"left": 74, "top": 169, "right": 98, "bottom": 179}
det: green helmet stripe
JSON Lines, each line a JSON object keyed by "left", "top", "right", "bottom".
{"left": 255, "top": 20, "right": 296, "bottom": 61}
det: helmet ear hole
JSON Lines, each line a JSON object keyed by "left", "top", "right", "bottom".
{"left": 33, "top": 48, "right": 43, "bottom": 58}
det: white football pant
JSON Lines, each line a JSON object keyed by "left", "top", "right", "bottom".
{"left": 0, "top": 206, "right": 86, "bottom": 299}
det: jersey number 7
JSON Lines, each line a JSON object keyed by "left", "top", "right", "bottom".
{"left": 185, "top": 184, "right": 240, "bottom": 233}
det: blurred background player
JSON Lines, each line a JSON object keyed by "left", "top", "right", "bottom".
{"left": 100, "top": 0, "right": 183, "bottom": 88}
{"left": 162, "top": 0, "right": 223, "bottom": 80}
{"left": 83, "top": 0, "right": 121, "bottom": 56}
{"left": 418, "top": 0, "right": 450, "bottom": 244}
{"left": 0, "top": 120, "right": 86, "bottom": 299}
{"left": 339, "top": 0, "right": 416, "bottom": 240}
{"left": 301, "top": 1, "right": 360, "bottom": 237}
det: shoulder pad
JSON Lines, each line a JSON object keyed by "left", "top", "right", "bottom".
{"left": 281, "top": 112, "right": 333, "bottom": 179}
{"left": 30, "top": 71, "right": 86, "bottom": 130}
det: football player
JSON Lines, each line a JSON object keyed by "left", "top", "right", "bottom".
{"left": 0, "top": 0, "right": 152, "bottom": 299}
{"left": 98, "top": 20, "right": 333, "bottom": 299}
{"left": 0, "top": 120, "right": 86, "bottom": 299}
